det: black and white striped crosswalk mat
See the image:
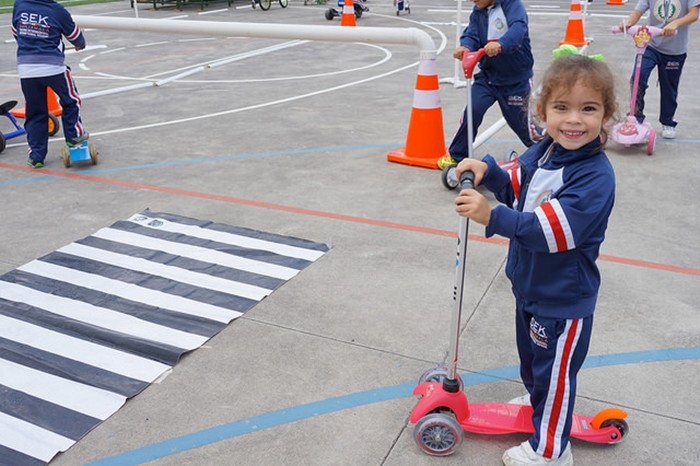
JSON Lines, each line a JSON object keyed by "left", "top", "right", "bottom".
{"left": 0, "top": 210, "right": 330, "bottom": 466}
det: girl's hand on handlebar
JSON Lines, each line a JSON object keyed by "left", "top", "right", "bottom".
{"left": 455, "top": 189, "right": 491, "bottom": 226}
{"left": 453, "top": 46, "right": 469, "bottom": 60}
{"left": 484, "top": 41, "right": 501, "bottom": 57}
{"left": 455, "top": 159, "right": 488, "bottom": 187}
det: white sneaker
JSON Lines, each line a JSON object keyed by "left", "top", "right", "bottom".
{"left": 502, "top": 441, "right": 573, "bottom": 466}
{"left": 662, "top": 125, "right": 676, "bottom": 139}
{"left": 508, "top": 394, "right": 531, "bottom": 405}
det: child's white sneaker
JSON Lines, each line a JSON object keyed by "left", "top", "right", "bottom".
{"left": 662, "top": 125, "right": 676, "bottom": 139}
{"left": 502, "top": 440, "right": 573, "bottom": 466}
{"left": 508, "top": 394, "right": 531, "bottom": 405}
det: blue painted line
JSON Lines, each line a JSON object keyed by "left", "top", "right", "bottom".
{"left": 0, "top": 145, "right": 398, "bottom": 187}
{"left": 88, "top": 347, "right": 700, "bottom": 466}
{"left": 4, "top": 139, "right": 697, "bottom": 188}
{"left": 0, "top": 175, "right": 63, "bottom": 187}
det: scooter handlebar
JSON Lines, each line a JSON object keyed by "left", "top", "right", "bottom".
{"left": 459, "top": 170, "right": 475, "bottom": 190}
{"left": 462, "top": 49, "right": 486, "bottom": 79}
{"left": 611, "top": 24, "right": 672, "bottom": 38}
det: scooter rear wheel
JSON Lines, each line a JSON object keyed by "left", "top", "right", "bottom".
{"left": 414, "top": 413, "right": 463, "bottom": 456}
{"left": 89, "top": 143, "right": 99, "bottom": 165}
{"left": 0, "top": 132, "right": 5, "bottom": 154}
{"left": 647, "top": 128, "right": 656, "bottom": 156}
{"left": 600, "top": 418, "right": 629, "bottom": 442}
{"left": 61, "top": 146, "right": 70, "bottom": 168}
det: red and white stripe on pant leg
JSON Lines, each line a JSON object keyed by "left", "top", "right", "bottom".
{"left": 538, "top": 318, "right": 582, "bottom": 459}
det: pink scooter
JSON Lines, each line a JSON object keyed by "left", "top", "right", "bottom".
{"left": 610, "top": 25, "right": 670, "bottom": 156}
{"left": 409, "top": 170, "right": 628, "bottom": 456}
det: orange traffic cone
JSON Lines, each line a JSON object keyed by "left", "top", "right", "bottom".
{"left": 607, "top": 0, "right": 626, "bottom": 4}
{"left": 387, "top": 57, "right": 447, "bottom": 169}
{"left": 340, "top": 0, "right": 356, "bottom": 26}
{"left": 46, "top": 87, "right": 63, "bottom": 117}
{"left": 10, "top": 87, "right": 63, "bottom": 119}
{"left": 560, "top": 0, "right": 589, "bottom": 47}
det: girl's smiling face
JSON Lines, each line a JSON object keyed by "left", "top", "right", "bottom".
{"left": 540, "top": 80, "right": 606, "bottom": 151}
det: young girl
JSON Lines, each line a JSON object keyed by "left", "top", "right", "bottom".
{"left": 453, "top": 55, "right": 618, "bottom": 466}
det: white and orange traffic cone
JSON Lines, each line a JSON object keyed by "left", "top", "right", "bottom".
{"left": 560, "top": 0, "right": 589, "bottom": 47}
{"left": 340, "top": 0, "right": 356, "bottom": 26}
{"left": 387, "top": 56, "right": 447, "bottom": 169}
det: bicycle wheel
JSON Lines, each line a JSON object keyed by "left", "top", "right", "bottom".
{"left": 279, "top": 0, "right": 288, "bottom": 7}
{"left": 259, "top": 0, "right": 271, "bottom": 9}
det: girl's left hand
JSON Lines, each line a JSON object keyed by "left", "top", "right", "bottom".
{"left": 455, "top": 189, "right": 491, "bottom": 226}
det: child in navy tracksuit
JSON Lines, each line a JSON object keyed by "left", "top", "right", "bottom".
{"left": 622, "top": 0, "right": 700, "bottom": 139}
{"left": 453, "top": 55, "right": 617, "bottom": 465}
{"left": 438, "top": 0, "right": 536, "bottom": 170}
{"left": 12, "top": 0, "right": 89, "bottom": 168}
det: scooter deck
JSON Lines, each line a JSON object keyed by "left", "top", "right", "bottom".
{"left": 68, "top": 143, "right": 92, "bottom": 162}
{"left": 61, "top": 141, "right": 98, "bottom": 168}
{"left": 461, "top": 403, "right": 618, "bottom": 443}
{"left": 412, "top": 382, "right": 625, "bottom": 444}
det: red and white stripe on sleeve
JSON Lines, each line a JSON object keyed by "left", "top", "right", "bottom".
{"left": 534, "top": 199, "right": 575, "bottom": 253}
{"left": 66, "top": 25, "right": 81, "bottom": 42}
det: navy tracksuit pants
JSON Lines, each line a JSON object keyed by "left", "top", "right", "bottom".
{"left": 515, "top": 301, "right": 593, "bottom": 460}
{"left": 448, "top": 73, "right": 535, "bottom": 162}
{"left": 633, "top": 46, "right": 686, "bottom": 128}
{"left": 20, "top": 67, "right": 86, "bottom": 163}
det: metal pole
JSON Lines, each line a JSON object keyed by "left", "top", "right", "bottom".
{"left": 73, "top": 16, "right": 437, "bottom": 59}
{"left": 438, "top": 0, "right": 467, "bottom": 89}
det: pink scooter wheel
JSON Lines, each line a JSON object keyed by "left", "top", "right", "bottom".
{"left": 647, "top": 128, "right": 656, "bottom": 156}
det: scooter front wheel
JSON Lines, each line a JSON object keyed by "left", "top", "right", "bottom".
{"left": 441, "top": 166, "right": 459, "bottom": 190}
{"left": 414, "top": 413, "right": 463, "bottom": 456}
{"left": 417, "top": 366, "right": 464, "bottom": 391}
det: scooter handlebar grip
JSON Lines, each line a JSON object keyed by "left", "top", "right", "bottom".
{"left": 459, "top": 170, "right": 475, "bottom": 190}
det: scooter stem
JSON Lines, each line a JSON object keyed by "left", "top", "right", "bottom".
{"left": 447, "top": 172, "right": 475, "bottom": 387}
{"left": 445, "top": 50, "right": 484, "bottom": 387}
{"left": 629, "top": 49, "right": 644, "bottom": 117}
